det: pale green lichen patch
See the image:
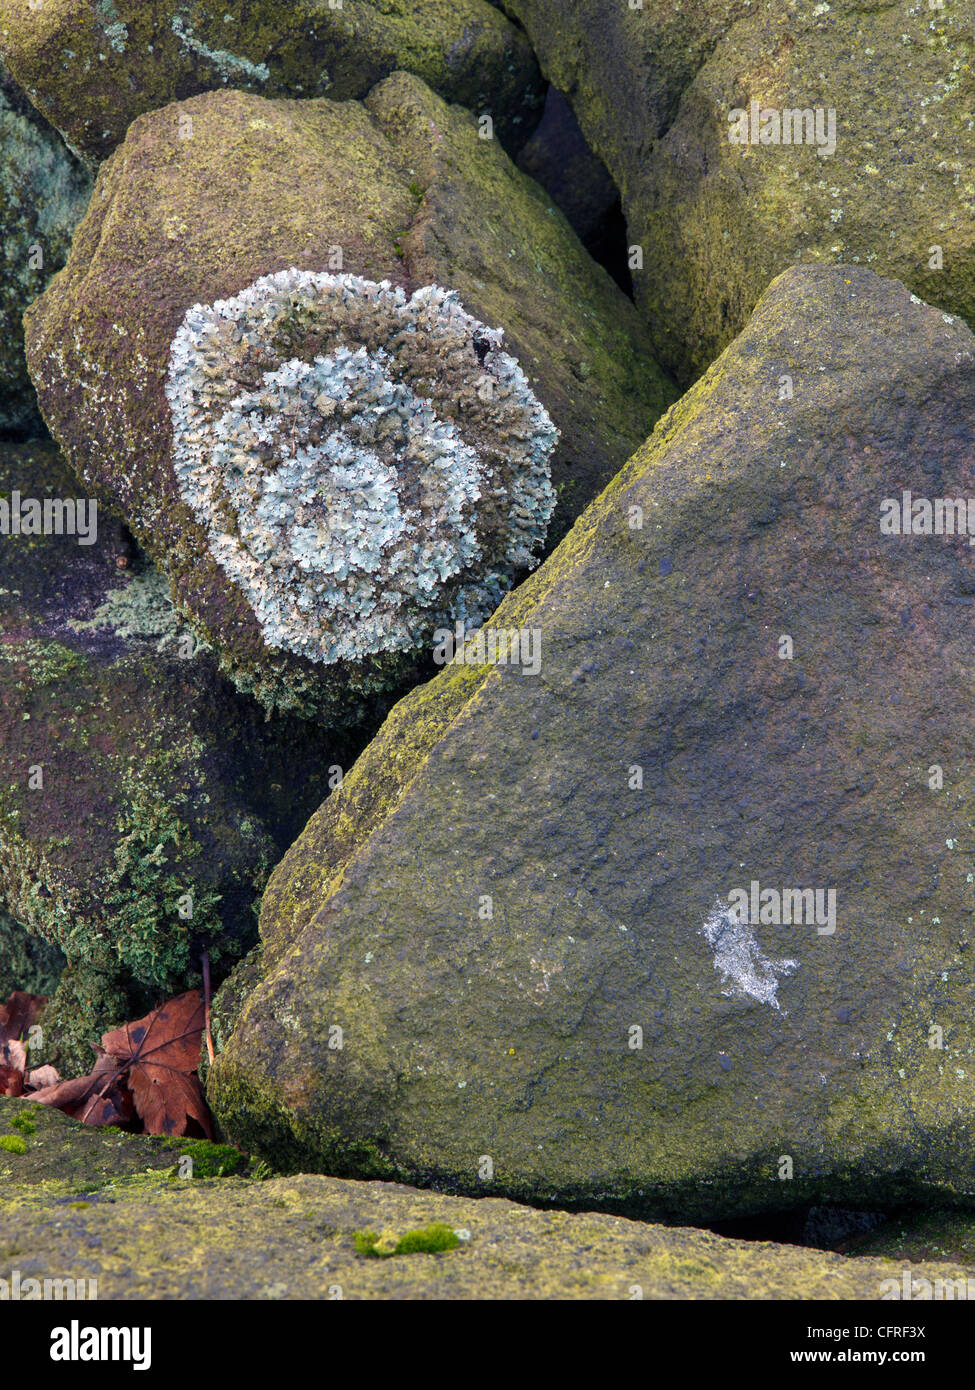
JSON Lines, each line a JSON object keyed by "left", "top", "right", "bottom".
{"left": 166, "top": 270, "right": 556, "bottom": 666}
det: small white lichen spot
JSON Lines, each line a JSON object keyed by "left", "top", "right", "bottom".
{"left": 166, "top": 270, "right": 558, "bottom": 663}
{"left": 700, "top": 900, "right": 798, "bottom": 1010}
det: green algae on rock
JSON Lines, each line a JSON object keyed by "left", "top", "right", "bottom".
{"left": 0, "top": 0, "right": 543, "bottom": 164}
{"left": 0, "top": 1096, "right": 245, "bottom": 1187}
{"left": 0, "top": 63, "right": 91, "bottom": 436}
{"left": 2, "top": 1155, "right": 973, "bottom": 1299}
{"left": 502, "top": 0, "right": 975, "bottom": 385}
{"left": 0, "top": 440, "right": 356, "bottom": 1066}
{"left": 210, "top": 267, "right": 975, "bottom": 1222}
{"left": 25, "top": 78, "right": 674, "bottom": 718}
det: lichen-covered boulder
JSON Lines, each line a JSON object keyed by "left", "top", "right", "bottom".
{"left": 503, "top": 0, "right": 975, "bottom": 385}
{"left": 210, "top": 267, "right": 975, "bottom": 1222}
{"left": 0, "top": 63, "right": 91, "bottom": 436}
{"left": 0, "top": 0, "right": 543, "bottom": 164}
{"left": 0, "top": 440, "right": 354, "bottom": 1068}
{"left": 25, "top": 77, "right": 675, "bottom": 718}
{"left": 4, "top": 1099, "right": 973, "bottom": 1299}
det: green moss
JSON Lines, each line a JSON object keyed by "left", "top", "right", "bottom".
{"left": 9, "top": 1112, "right": 36, "bottom": 1136}
{"left": 0, "top": 1135, "right": 28, "bottom": 1154}
{"left": 165, "top": 1138, "right": 246, "bottom": 1179}
{"left": 353, "top": 1222, "right": 460, "bottom": 1257}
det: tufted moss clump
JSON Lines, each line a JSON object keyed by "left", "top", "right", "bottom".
{"left": 353, "top": 1223, "right": 460, "bottom": 1258}
{"left": 0, "top": 1135, "right": 28, "bottom": 1155}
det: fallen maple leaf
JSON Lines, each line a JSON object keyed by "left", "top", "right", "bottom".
{"left": 0, "top": 991, "right": 53, "bottom": 1097}
{"left": 30, "top": 990, "right": 212, "bottom": 1138}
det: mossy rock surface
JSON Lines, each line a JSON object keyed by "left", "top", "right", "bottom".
{"left": 504, "top": 0, "right": 975, "bottom": 385}
{"left": 0, "top": 910, "right": 64, "bottom": 999}
{"left": 0, "top": 1097, "right": 245, "bottom": 1187}
{"left": 0, "top": 62, "right": 91, "bottom": 436}
{"left": 0, "top": 0, "right": 544, "bottom": 163}
{"left": 25, "top": 77, "right": 674, "bottom": 718}
{"left": 0, "top": 440, "right": 354, "bottom": 1062}
{"left": 842, "top": 1211, "right": 975, "bottom": 1268}
{"left": 2, "top": 1099, "right": 972, "bottom": 1298}
{"left": 211, "top": 267, "right": 975, "bottom": 1221}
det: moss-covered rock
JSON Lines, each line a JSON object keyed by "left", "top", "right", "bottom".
{"left": 0, "top": 0, "right": 543, "bottom": 164}
{"left": 211, "top": 267, "right": 975, "bottom": 1221}
{"left": 0, "top": 440, "right": 356, "bottom": 1063}
{"left": 0, "top": 910, "right": 64, "bottom": 999}
{"left": 0, "top": 1096, "right": 246, "bottom": 1186}
{"left": 0, "top": 63, "right": 91, "bottom": 436}
{"left": 842, "top": 1211, "right": 975, "bottom": 1268}
{"left": 500, "top": 0, "right": 748, "bottom": 207}
{"left": 504, "top": 0, "right": 975, "bottom": 385}
{"left": 25, "top": 77, "right": 675, "bottom": 719}
{"left": 2, "top": 1098, "right": 972, "bottom": 1298}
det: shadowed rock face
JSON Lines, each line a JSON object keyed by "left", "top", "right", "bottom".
{"left": 0, "top": 440, "right": 355, "bottom": 1070}
{"left": 0, "top": 0, "right": 544, "bottom": 163}
{"left": 0, "top": 63, "right": 91, "bottom": 437}
{"left": 3, "top": 1099, "right": 974, "bottom": 1299}
{"left": 25, "top": 77, "right": 674, "bottom": 719}
{"left": 210, "top": 267, "right": 975, "bottom": 1222}
{"left": 502, "top": 0, "right": 975, "bottom": 386}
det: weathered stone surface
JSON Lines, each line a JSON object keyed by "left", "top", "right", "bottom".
{"left": 210, "top": 267, "right": 975, "bottom": 1222}
{"left": 502, "top": 0, "right": 975, "bottom": 385}
{"left": 500, "top": 0, "right": 747, "bottom": 206}
{"left": 0, "top": 440, "right": 354, "bottom": 1067}
{"left": 0, "top": 1097, "right": 244, "bottom": 1186}
{"left": 0, "top": 0, "right": 544, "bottom": 163}
{"left": 638, "top": 0, "right": 975, "bottom": 383}
{"left": 0, "top": 63, "right": 91, "bottom": 436}
{"left": 25, "top": 77, "right": 674, "bottom": 718}
{"left": 3, "top": 1101, "right": 971, "bottom": 1299}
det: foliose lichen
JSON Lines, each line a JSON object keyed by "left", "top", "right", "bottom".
{"left": 165, "top": 270, "right": 557, "bottom": 667}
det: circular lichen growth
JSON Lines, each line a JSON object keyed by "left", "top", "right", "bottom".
{"left": 166, "top": 270, "right": 557, "bottom": 669}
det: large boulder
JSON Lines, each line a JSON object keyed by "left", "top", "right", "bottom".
{"left": 0, "top": 63, "right": 91, "bottom": 436}
{"left": 210, "top": 267, "right": 975, "bottom": 1222}
{"left": 0, "top": 440, "right": 353, "bottom": 1069}
{"left": 503, "top": 0, "right": 975, "bottom": 385}
{"left": 3, "top": 1101, "right": 972, "bottom": 1299}
{"left": 25, "top": 76, "right": 674, "bottom": 719}
{"left": 638, "top": 0, "right": 975, "bottom": 382}
{"left": 500, "top": 0, "right": 747, "bottom": 204}
{"left": 0, "top": 0, "right": 543, "bottom": 163}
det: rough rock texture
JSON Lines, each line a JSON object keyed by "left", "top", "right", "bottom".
{"left": 3, "top": 1101, "right": 971, "bottom": 1299}
{"left": 210, "top": 267, "right": 975, "bottom": 1222}
{"left": 0, "top": 440, "right": 355, "bottom": 1069}
{"left": 25, "top": 77, "right": 675, "bottom": 718}
{"left": 0, "top": 1097, "right": 245, "bottom": 1186}
{"left": 0, "top": 0, "right": 544, "bottom": 163}
{"left": 640, "top": 0, "right": 975, "bottom": 383}
{"left": 0, "top": 63, "right": 91, "bottom": 436}
{"left": 503, "top": 0, "right": 975, "bottom": 385}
